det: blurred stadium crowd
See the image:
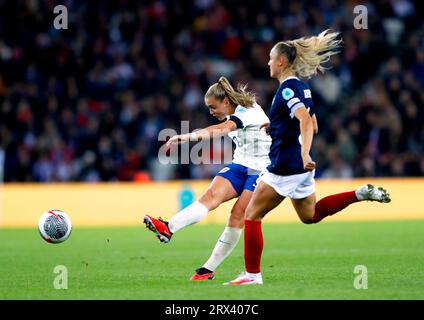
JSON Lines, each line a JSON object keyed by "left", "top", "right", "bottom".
{"left": 0, "top": 0, "right": 422, "bottom": 182}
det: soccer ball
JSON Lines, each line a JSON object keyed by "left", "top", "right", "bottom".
{"left": 38, "top": 209, "right": 72, "bottom": 244}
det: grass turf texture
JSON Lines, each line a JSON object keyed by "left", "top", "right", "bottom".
{"left": 0, "top": 220, "right": 423, "bottom": 300}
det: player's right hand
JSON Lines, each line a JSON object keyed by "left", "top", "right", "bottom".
{"left": 302, "top": 154, "right": 316, "bottom": 171}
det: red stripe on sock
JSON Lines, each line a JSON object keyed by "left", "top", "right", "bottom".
{"left": 312, "top": 191, "right": 358, "bottom": 223}
{"left": 244, "top": 219, "right": 263, "bottom": 273}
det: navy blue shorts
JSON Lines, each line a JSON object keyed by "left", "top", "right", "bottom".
{"left": 216, "top": 163, "right": 262, "bottom": 195}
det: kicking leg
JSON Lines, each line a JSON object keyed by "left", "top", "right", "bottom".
{"left": 144, "top": 176, "right": 237, "bottom": 243}
{"left": 168, "top": 176, "right": 238, "bottom": 232}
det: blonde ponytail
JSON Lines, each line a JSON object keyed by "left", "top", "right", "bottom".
{"left": 205, "top": 76, "right": 256, "bottom": 108}
{"left": 275, "top": 29, "right": 341, "bottom": 79}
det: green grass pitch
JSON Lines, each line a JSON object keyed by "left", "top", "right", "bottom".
{"left": 1, "top": 220, "right": 423, "bottom": 300}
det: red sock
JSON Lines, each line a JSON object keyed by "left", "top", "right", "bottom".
{"left": 244, "top": 219, "right": 263, "bottom": 273}
{"left": 312, "top": 191, "right": 358, "bottom": 223}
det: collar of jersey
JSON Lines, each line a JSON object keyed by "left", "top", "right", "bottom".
{"left": 280, "top": 76, "right": 300, "bottom": 84}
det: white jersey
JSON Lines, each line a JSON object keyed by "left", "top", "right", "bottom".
{"left": 226, "top": 103, "right": 271, "bottom": 172}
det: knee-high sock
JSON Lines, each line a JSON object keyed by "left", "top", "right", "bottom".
{"left": 312, "top": 191, "right": 359, "bottom": 223}
{"left": 244, "top": 219, "right": 263, "bottom": 273}
{"left": 202, "top": 227, "right": 242, "bottom": 271}
{"left": 168, "top": 201, "right": 209, "bottom": 233}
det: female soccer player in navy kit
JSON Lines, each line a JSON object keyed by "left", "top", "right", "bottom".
{"left": 225, "top": 30, "right": 391, "bottom": 285}
{"left": 144, "top": 77, "right": 272, "bottom": 281}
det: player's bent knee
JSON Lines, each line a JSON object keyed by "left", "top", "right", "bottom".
{"left": 245, "top": 204, "right": 264, "bottom": 221}
{"left": 199, "top": 189, "right": 220, "bottom": 210}
{"left": 300, "top": 216, "right": 315, "bottom": 224}
{"left": 244, "top": 204, "right": 254, "bottom": 220}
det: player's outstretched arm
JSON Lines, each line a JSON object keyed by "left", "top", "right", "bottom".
{"left": 166, "top": 120, "right": 237, "bottom": 148}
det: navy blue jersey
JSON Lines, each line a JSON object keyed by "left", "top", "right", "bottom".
{"left": 267, "top": 77, "right": 315, "bottom": 176}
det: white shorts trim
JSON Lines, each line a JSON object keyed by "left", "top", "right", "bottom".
{"left": 260, "top": 170, "right": 315, "bottom": 199}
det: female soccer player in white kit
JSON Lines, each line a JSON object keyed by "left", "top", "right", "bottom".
{"left": 144, "top": 76, "right": 272, "bottom": 280}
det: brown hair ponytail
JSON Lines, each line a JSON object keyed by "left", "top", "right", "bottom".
{"left": 205, "top": 76, "right": 256, "bottom": 108}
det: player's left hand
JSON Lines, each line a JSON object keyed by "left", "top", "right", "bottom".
{"left": 260, "top": 122, "right": 270, "bottom": 135}
{"left": 302, "top": 154, "right": 316, "bottom": 171}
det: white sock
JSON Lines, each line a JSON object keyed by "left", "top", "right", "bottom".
{"left": 168, "top": 201, "right": 209, "bottom": 233}
{"left": 246, "top": 272, "right": 262, "bottom": 279}
{"left": 355, "top": 187, "right": 364, "bottom": 201}
{"left": 203, "top": 227, "right": 242, "bottom": 271}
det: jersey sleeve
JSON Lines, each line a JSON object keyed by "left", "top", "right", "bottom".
{"left": 303, "top": 87, "right": 315, "bottom": 116}
{"left": 281, "top": 84, "right": 307, "bottom": 119}
{"left": 226, "top": 106, "right": 251, "bottom": 129}
{"left": 227, "top": 115, "right": 243, "bottom": 129}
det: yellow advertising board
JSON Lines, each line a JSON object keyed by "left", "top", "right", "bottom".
{"left": 1, "top": 178, "right": 423, "bottom": 227}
